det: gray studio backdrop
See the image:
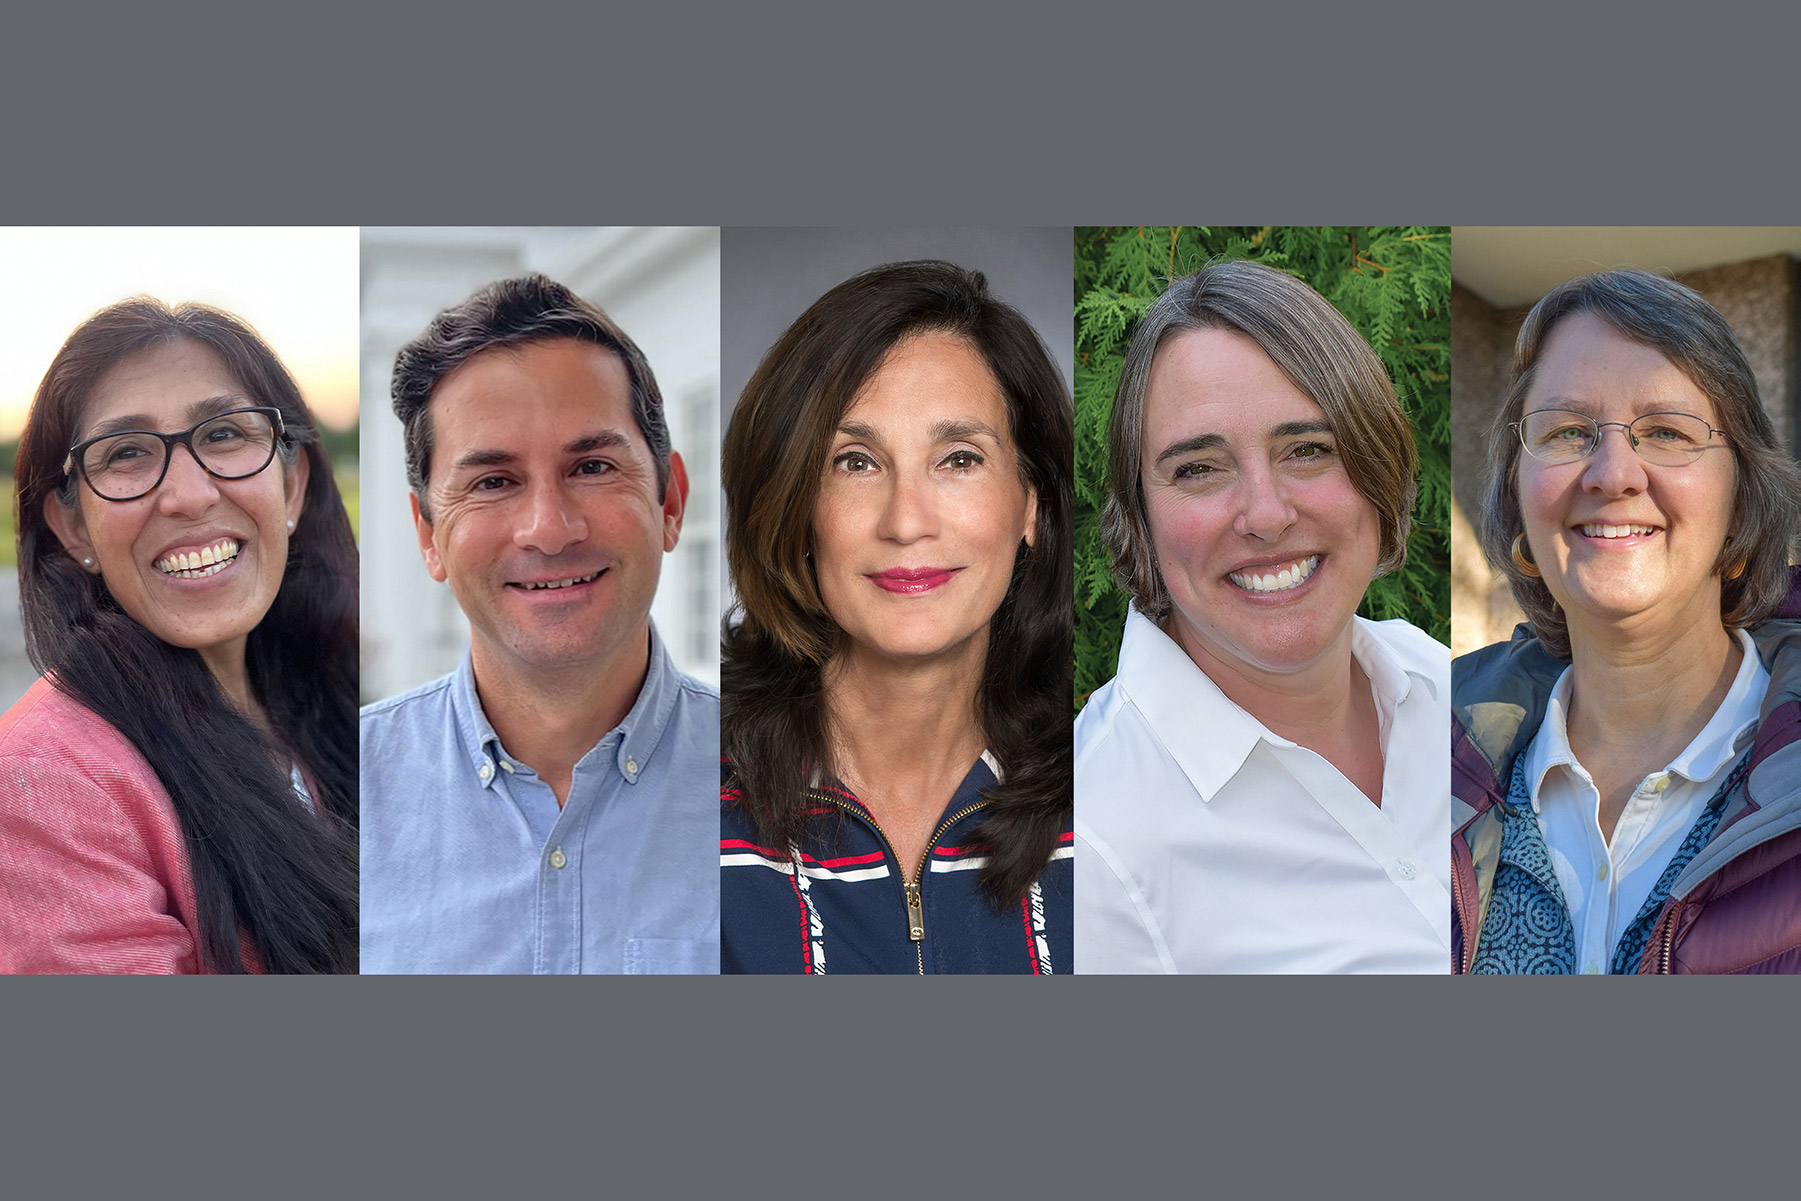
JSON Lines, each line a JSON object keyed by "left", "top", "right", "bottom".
{"left": 718, "top": 226, "right": 1074, "bottom": 615}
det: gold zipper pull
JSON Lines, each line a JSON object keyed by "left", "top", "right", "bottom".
{"left": 904, "top": 880, "right": 924, "bottom": 941}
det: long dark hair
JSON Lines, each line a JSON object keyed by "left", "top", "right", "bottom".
{"left": 15, "top": 298, "right": 359, "bottom": 973}
{"left": 723, "top": 261, "right": 1072, "bottom": 905}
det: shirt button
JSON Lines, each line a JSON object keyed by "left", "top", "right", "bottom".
{"left": 549, "top": 848, "right": 567, "bottom": 870}
{"left": 478, "top": 761, "right": 493, "bottom": 781}
{"left": 1397, "top": 860, "right": 1417, "bottom": 880}
{"left": 499, "top": 760, "right": 514, "bottom": 774}
{"left": 1654, "top": 776, "right": 1670, "bottom": 792}
{"left": 1583, "top": 964, "right": 1600, "bottom": 974}
{"left": 1597, "top": 863, "right": 1610, "bottom": 882}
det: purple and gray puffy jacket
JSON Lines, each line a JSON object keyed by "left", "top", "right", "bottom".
{"left": 1450, "top": 568, "right": 1801, "bottom": 975}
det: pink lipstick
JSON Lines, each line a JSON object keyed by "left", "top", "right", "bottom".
{"left": 867, "top": 567, "right": 962, "bottom": 594}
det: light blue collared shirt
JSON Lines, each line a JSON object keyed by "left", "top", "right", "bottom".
{"left": 359, "top": 625, "right": 719, "bottom": 974}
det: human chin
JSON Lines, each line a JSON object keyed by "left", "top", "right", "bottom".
{"left": 120, "top": 536, "right": 275, "bottom": 652}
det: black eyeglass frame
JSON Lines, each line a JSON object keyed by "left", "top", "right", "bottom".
{"left": 1508, "top": 407, "right": 1729, "bottom": 465}
{"left": 62, "top": 406, "right": 289, "bottom": 502}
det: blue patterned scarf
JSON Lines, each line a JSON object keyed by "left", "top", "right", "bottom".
{"left": 1471, "top": 744, "right": 1746, "bottom": 974}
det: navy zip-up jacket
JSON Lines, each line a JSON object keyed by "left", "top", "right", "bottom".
{"left": 721, "top": 756, "right": 1073, "bottom": 974}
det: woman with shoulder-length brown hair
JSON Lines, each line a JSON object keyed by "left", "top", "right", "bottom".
{"left": 1075, "top": 257, "right": 1451, "bottom": 974}
{"left": 0, "top": 298, "right": 359, "bottom": 974}
{"left": 720, "top": 260, "right": 1073, "bottom": 974}
{"left": 1453, "top": 268, "right": 1801, "bottom": 974}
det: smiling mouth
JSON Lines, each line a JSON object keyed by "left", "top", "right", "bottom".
{"left": 154, "top": 538, "right": 241, "bottom": 579}
{"left": 512, "top": 570, "right": 603, "bottom": 591}
{"left": 1579, "top": 523, "right": 1658, "bottom": 539}
{"left": 1228, "top": 555, "right": 1321, "bottom": 594}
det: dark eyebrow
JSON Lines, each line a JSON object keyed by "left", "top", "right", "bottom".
{"left": 931, "top": 418, "right": 1003, "bottom": 443}
{"left": 1154, "top": 432, "right": 1226, "bottom": 466}
{"left": 835, "top": 419, "right": 1004, "bottom": 445}
{"left": 566, "top": 429, "right": 632, "bottom": 456}
{"left": 451, "top": 448, "right": 518, "bottom": 472}
{"left": 450, "top": 430, "right": 634, "bottom": 474}
{"left": 83, "top": 394, "right": 254, "bottom": 441}
{"left": 1271, "top": 420, "right": 1334, "bottom": 438}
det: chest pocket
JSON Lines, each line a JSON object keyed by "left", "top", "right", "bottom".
{"left": 624, "top": 937, "right": 717, "bottom": 975}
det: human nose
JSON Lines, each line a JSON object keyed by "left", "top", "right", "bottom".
{"left": 153, "top": 443, "right": 222, "bottom": 517}
{"left": 875, "top": 471, "right": 939, "bottom": 544}
{"left": 514, "top": 480, "right": 587, "bottom": 555}
{"left": 1582, "top": 423, "right": 1649, "bottom": 495}
{"left": 1231, "top": 463, "right": 1297, "bottom": 541}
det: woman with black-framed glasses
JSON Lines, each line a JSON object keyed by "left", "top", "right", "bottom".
{"left": 0, "top": 298, "right": 358, "bottom": 974}
{"left": 1453, "top": 269, "right": 1801, "bottom": 975}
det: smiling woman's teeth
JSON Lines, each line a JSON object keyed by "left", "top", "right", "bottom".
{"left": 521, "top": 571, "right": 600, "bottom": 590}
{"left": 1229, "top": 555, "right": 1321, "bottom": 594}
{"left": 154, "top": 538, "right": 240, "bottom": 578}
{"left": 1581, "top": 523, "right": 1657, "bottom": 538}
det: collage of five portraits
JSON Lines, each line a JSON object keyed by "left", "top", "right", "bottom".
{"left": 1, "top": 225, "right": 1797, "bottom": 975}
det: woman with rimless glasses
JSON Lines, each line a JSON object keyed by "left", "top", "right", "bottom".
{"left": 1454, "top": 270, "right": 1801, "bottom": 974}
{"left": 0, "top": 299, "right": 358, "bottom": 974}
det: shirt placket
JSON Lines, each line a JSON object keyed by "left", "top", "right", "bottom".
{"left": 490, "top": 755, "right": 589, "bottom": 975}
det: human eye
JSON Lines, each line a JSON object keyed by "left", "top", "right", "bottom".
{"left": 1527, "top": 414, "right": 1590, "bottom": 447}
{"left": 1171, "top": 459, "right": 1220, "bottom": 482}
{"left": 832, "top": 450, "right": 878, "bottom": 475}
{"left": 940, "top": 449, "right": 985, "bottom": 471}
{"left": 202, "top": 420, "right": 248, "bottom": 444}
{"left": 1638, "top": 415, "right": 1702, "bottom": 445}
{"left": 573, "top": 458, "right": 615, "bottom": 477}
{"left": 473, "top": 475, "right": 513, "bottom": 492}
{"left": 1285, "top": 440, "right": 1336, "bottom": 462}
{"left": 104, "top": 437, "right": 155, "bottom": 465}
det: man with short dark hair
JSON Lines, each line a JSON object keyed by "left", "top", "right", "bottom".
{"left": 361, "top": 275, "right": 718, "bottom": 974}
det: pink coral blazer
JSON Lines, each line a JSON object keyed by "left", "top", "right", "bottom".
{"left": 0, "top": 676, "right": 212, "bottom": 974}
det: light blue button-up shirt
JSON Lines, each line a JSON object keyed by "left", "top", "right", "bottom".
{"left": 359, "top": 625, "right": 719, "bottom": 973}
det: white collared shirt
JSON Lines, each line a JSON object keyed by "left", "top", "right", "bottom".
{"left": 1525, "top": 628, "right": 1767, "bottom": 975}
{"left": 1075, "top": 609, "right": 1451, "bottom": 973}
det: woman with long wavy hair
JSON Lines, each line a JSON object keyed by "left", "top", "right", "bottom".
{"left": 0, "top": 298, "right": 359, "bottom": 974}
{"left": 720, "top": 260, "right": 1072, "bottom": 973}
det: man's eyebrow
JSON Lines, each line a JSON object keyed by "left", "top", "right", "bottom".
{"left": 566, "top": 429, "right": 632, "bottom": 455}
{"left": 83, "top": 394, "right": 253, "bottom": 440}
{"left": 1154, "top": 432, "right": 1226, "bottom": 466}
{"left": 450, "top": 448, "right": 518, "bottom": 472}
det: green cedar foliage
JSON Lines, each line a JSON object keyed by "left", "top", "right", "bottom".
{"left": 1073, "top": 226, "right": 1452, "bottom": 713}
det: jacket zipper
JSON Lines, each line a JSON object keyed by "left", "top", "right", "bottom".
{"left": 820, "top": 791, "right": 988, "bottom": 975}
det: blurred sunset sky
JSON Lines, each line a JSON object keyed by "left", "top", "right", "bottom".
{"left": 0, "top": 228, "right": 359, "bottom": 439}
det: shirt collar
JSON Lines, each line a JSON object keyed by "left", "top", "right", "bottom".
{"left": 450, "top": 622, "right": 684, "bottom": 791}
{"left": 1115, "top": 609, "right": 1437, "bottom": 804}
{"left": 1526, "top": 627, "right": 1769, "bottom": 807}
{"left": 1113, "top": 608, "right": 1293, "bottom": 802}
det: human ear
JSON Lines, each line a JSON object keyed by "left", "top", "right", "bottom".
{"left": 411, "top": 491, "right": 447, "bottom": 583}
{"left": 41, "top": 491, "right": 98, "bottom": 572}
{"left": 1022, "top": 481, "right": 1039, "bottom": 549}
{"left": 283, "top": 445, "right": 311, "bottom": 528}
{"left": 661, "top": 451, "right": 689, "bottom": 552}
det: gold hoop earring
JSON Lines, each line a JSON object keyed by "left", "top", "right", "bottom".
{"left": 1510, "top": 534, "right": 1541, "bottom": 578}
{"left": 1719, "top": 535, "right": 1745, "bottom": 581}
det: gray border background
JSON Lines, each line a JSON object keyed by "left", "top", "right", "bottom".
{"left": 5, "top": 5, "right": 1800, "bottom": 1200}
